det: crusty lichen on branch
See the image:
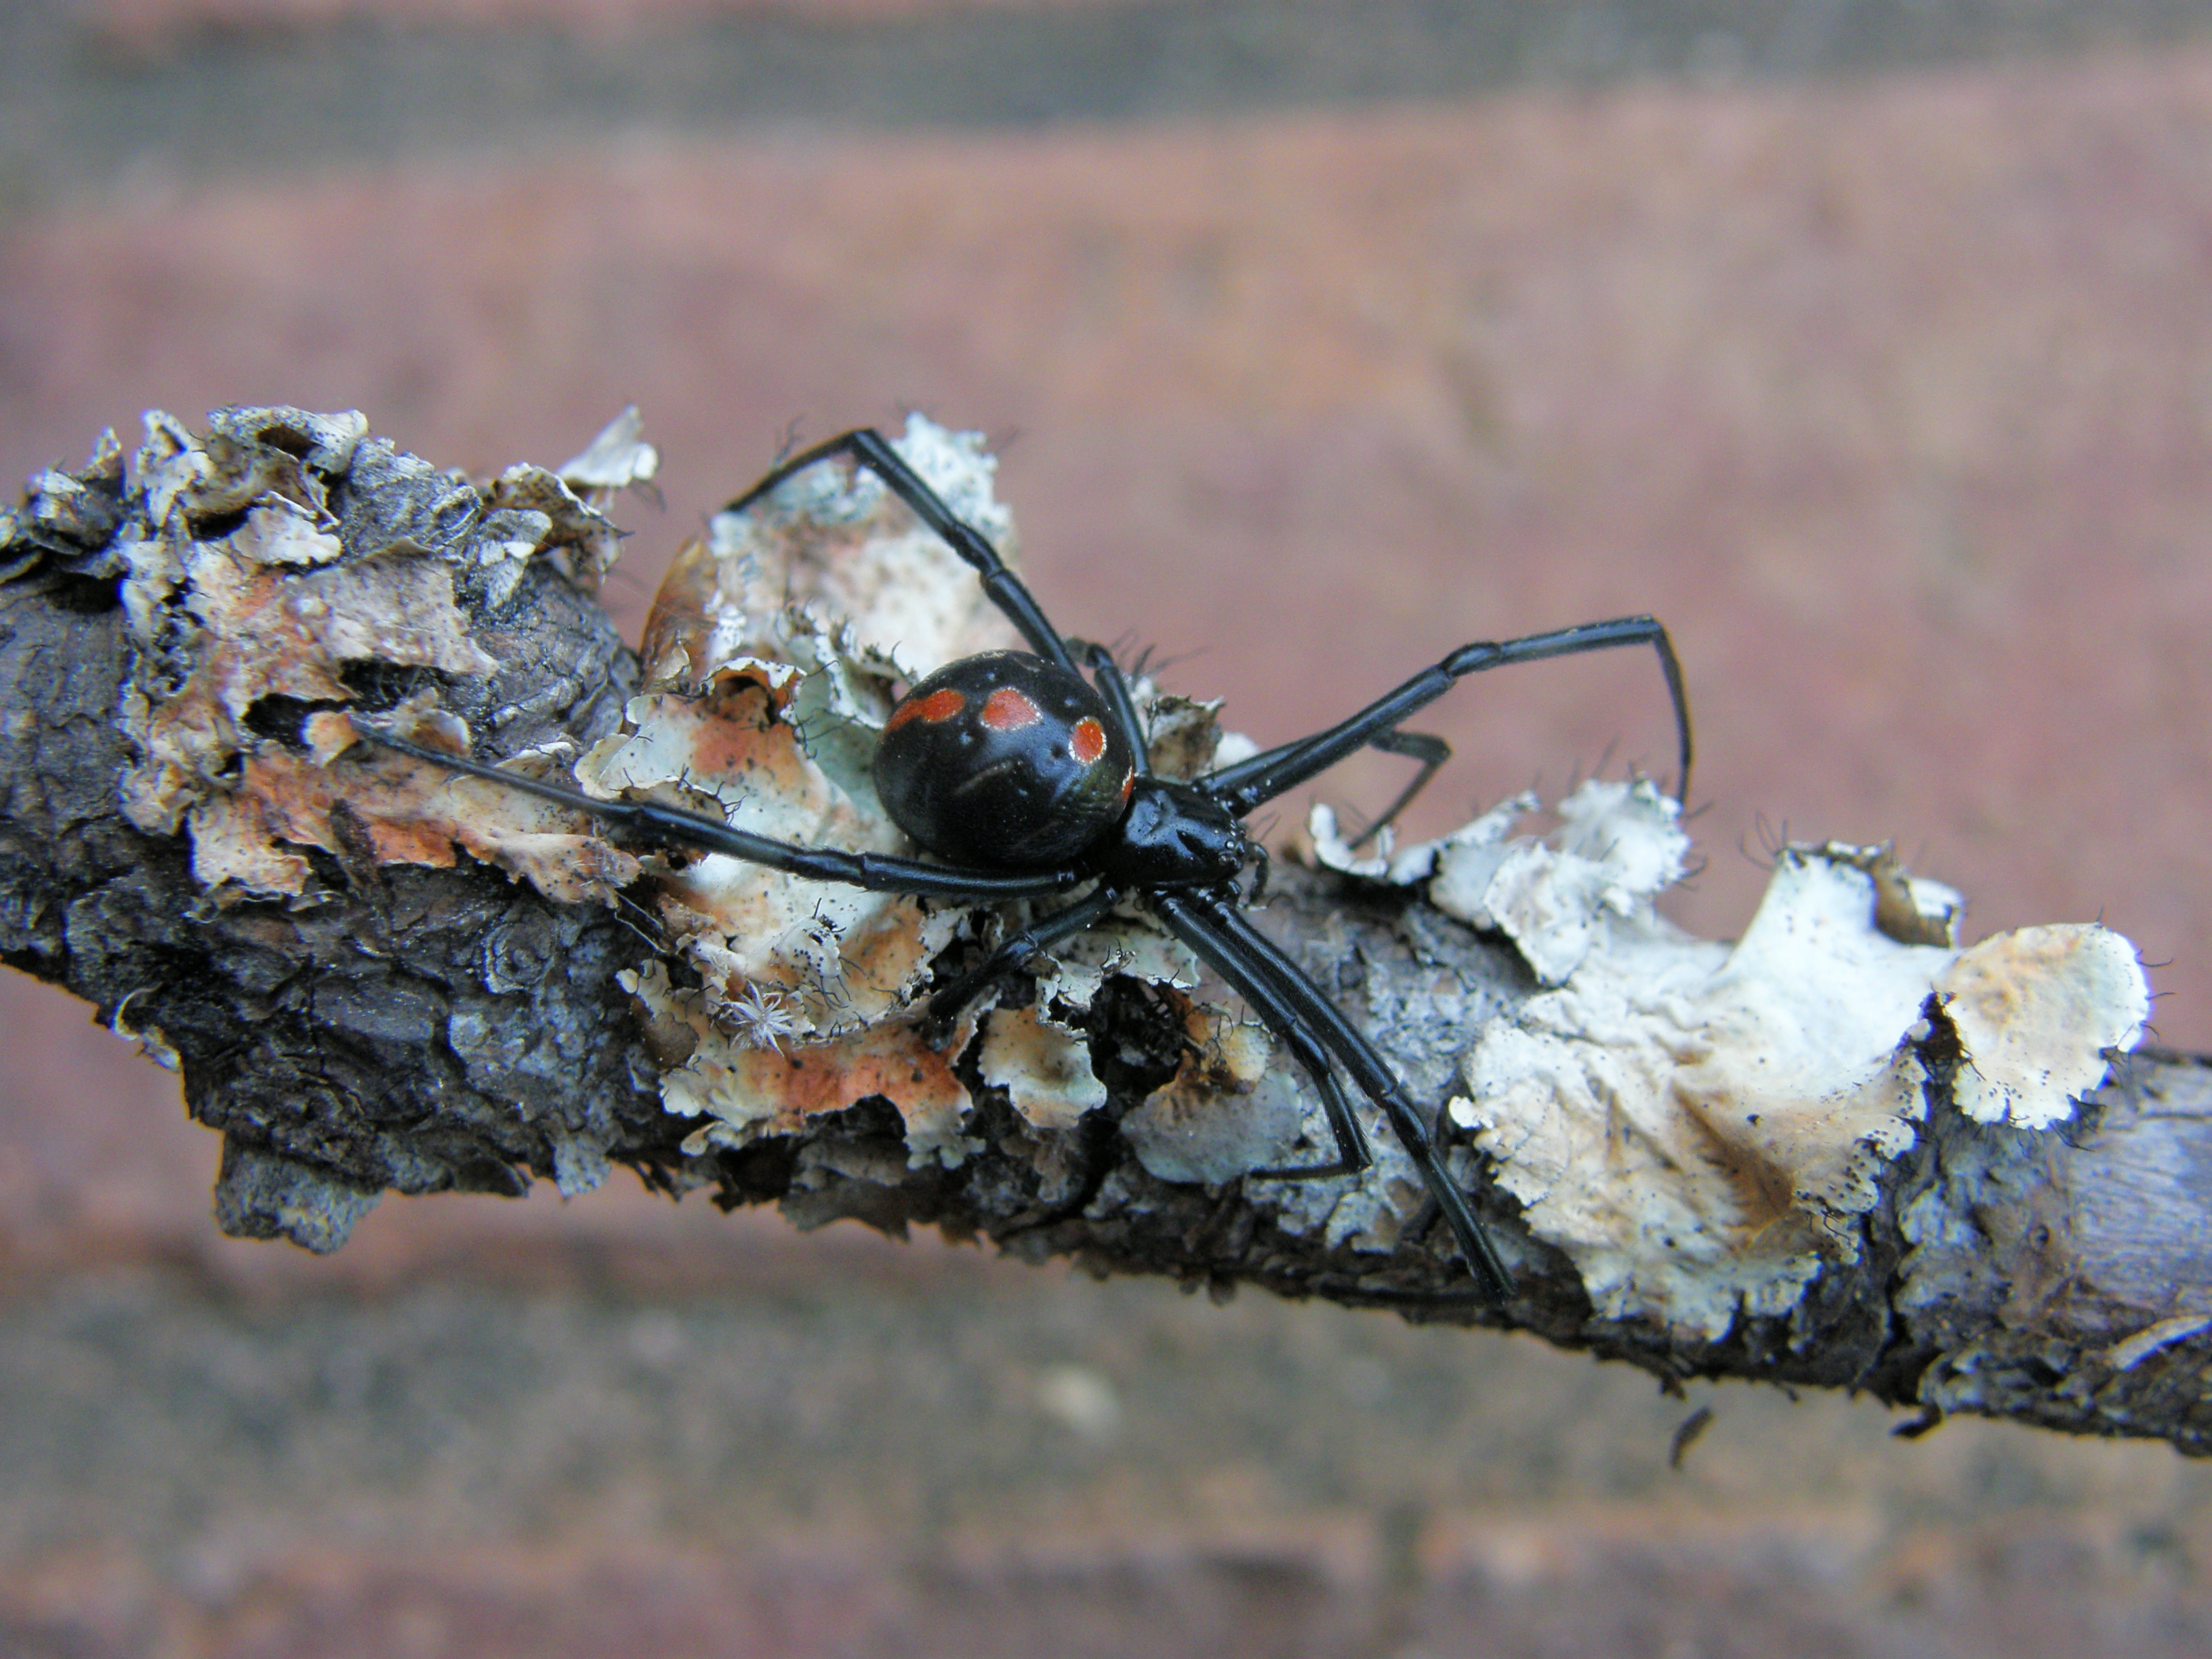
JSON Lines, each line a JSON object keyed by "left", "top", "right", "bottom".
{"left": 1, "top": 403, "right": 2198, "bottom": 1451}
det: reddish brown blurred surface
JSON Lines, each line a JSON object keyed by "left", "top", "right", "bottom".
{"left": 6, "top": 4, "right": 2212, "bottom": 1654}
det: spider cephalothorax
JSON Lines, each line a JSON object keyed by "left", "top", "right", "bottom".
{"left": 363, "top": 426, "right": 1692, "bottom": 1304}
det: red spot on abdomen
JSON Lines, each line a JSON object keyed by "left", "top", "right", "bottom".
{"left": 980, "top": 687, "right": 1044, "bottom": 731}
{"left": 886, "top": 687, "right": 967, "bottom": 733}
{"left": 1069, "top": 716, "right": 1107, "bottom": 764}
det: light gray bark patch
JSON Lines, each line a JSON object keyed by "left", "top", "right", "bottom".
{"left": 212, "top": 1137, "right": 382, "bottom": 1254}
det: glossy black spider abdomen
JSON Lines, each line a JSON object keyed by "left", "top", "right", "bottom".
{"left": 872, "top": 649, "right": 1136, "bottom": 869}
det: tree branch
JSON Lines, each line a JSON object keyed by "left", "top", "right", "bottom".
{"left": 4, "top": 409, "right": 2205, "bottom": 1452}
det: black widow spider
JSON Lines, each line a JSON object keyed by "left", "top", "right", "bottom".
{"left": 365, "top": 428, "right": 1692, "bottom": 1303}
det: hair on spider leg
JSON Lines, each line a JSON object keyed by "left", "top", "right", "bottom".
{"left": 1081, "top": 632, "right": 1203, "bottom": 702}
{"left": 769, "top": 416, "right": 809, "bottom": 469}
{"left": 369, "top": 424, "right": 1696, "bottom": 1305}
{"left": 1099, "top": 630, "right": 1149, "bottom": 674}
{"left": 1742, "top": 812, "right": 1793, "bottom": 869}
{"left": 1139, "top": 640, "right": 1214, "bottom": 689}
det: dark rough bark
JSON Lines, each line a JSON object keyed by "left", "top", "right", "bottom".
{"left": 4, "top": 485, "right": 2209, "bottom": 1455}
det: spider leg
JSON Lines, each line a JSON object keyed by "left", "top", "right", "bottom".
{"left": 1249, "top": 1046, "right": 1374, "bottom": 1182}
{"left": 1144, "top": 893, "right": 1375, "bottom": 1181}
{"left": 1086, "top": 640, "right": 1434, "bottom": 826}
{"left": 725, "top": 428, "right": 1081, "bottom": 680}
{"left": 1158, "top": 890, "right": 1517, "bottom": 1303}
{"left": 1347, "top": 729, "right": 1450, "bottom": 850}
{"left": 359, "top": 729, "right": 1079, "bottom": 902}
{"left": 1202, "top": 617, "right": 1692, "bottom": 814}
{"left": 1209, "top": 728, "right": 1446, "bottom": 846}
{"left": 926, "top": 880, "right": 1126, "bottom": 1021}
{"left": 1078, "top": 642, "right": 1151, "bottom": 776}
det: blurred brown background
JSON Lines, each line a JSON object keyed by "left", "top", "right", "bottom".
{"left": 7, "top": 1, "right": 2212, "bottom": 1653}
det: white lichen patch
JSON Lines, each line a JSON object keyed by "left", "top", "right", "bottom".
{"left": 228, "top": 498, "right": 345, "bottom": 569}
{"left": 571, "top": 659, "right": 964, "bottom": 1045}
{"left": 1145, "top": 693, "right": 1258, "bottom": 783}
{"left": 556, "top": 403, "right": 661, "bottom": 495}
{"left": 1940, "top": 924, "right": 2150, "bottom": 1128}
{"left": 1314, "top": 780, "right": 1685, "bottom": 985}
{"left": 1031, "top": 903, "right": 1201, "bottom": 1012}
{"left": 1322, "top": 781, "right": 2152, "bottom": 1337}
{"left": 1120, "top": 1005, "right": 1304, "bottom": 1185}
{"left": 1452, "top": 846, "right": 1936, "bottom": 1337}
{"left": 1309, "top": 789, "right": 1534, "bottom": 887}
{"left": 980, "top": 1006, "right": 1109, "bottom": 1131}
{"left": 483, "top": 405, "right": 661, "bottom": 592}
